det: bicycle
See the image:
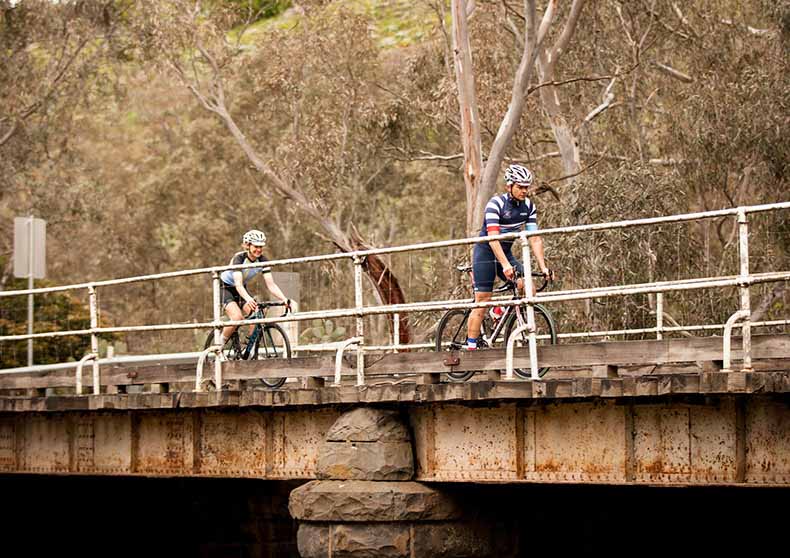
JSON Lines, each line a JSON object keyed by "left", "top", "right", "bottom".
{"left": 434, "top": 265, "right": 557, "bottom": 381}
{"left": 203, "top": 300, "right": 292, "bottom": 389}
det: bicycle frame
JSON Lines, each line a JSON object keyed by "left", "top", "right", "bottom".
{"left": 480, "top": 305, "right": 514, "bottom": 346}
{"left": 241, "top": 303, "right": 288, "bottom": 360}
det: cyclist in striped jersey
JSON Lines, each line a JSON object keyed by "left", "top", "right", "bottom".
{"left": 466, "top": 164, "right": 553, "bottom": 350}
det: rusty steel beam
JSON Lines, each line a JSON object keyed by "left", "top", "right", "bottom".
{"left": 0, "top": 396, "right": 787, "bottom": 486}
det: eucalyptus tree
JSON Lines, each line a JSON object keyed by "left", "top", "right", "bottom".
{"left": 450, "top": 0, "right": 589, "bottom": 236}
{"left": 0, "top": 0, "right": 126, "bottom": 286}
{"left": 129, "top": 1, "right": 414, "bottom": 342}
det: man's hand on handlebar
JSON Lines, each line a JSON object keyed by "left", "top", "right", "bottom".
{"left": 542, "top": 268, "right": 555, "bottom": 282}
{"left": 502, "top": 264, "right": 516, "bottom": 280}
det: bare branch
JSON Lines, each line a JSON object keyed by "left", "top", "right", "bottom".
{"left": 577, "top": 81, "right": 616, "bottom": 130}
{"left": 527, "top": 62, "right": 640, "bottom": 96}
{"left": 720, "top": 19, "right": 776, "bottom": 37}
{"left": 545, "top": 155, "right": 603, "bottom": 185}
{"left": 549, "top": 0, "right": 588, "bottom": 63}
{"left": 652, "top": 61, "right": 693, "bottom": 83}
{"left": 415, "top": 150, "right": 465, "bottom": 161}
{"left": 615, "top": 4, "right": 635, "bottom": 46}
{"left": 466, "top": 0, "right": 476, "bottom": 20}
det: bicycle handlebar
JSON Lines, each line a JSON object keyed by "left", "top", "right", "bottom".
{"left": 248, "top": 300, "right": 291, "bottom": 317}
{"left": 456, "top": 263, "right": 553, "bottom": 293}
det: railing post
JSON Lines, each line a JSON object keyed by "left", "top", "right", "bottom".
{"left": 737, "top": 209, "right": 752, "bottom": 371}
{"left": 393, "top": 312, "right": 400, "bottom": 353}
{"left": 353, "top": 255, "right": 365, "bottom": 386}
{"left": 656, "top": 292, "right": 664, "bottom": 340}
{"left": 88, "top": 284, "right": 101, "bottom": 395}
{"left": 212, "top": 271, "right": 223, "bottom": 387}
{"left": 518, "top": 232, "right": 539, "bottom": 380}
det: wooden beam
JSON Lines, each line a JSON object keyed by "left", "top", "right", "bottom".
{"left": 0, "top": 335, "right": 788, "bottom": 391}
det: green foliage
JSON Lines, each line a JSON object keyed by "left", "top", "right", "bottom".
{"left": 0, "top": 271, "right": 117, "bottom": 368}
{"left": 225, "top": 0, "right": 292, "bottom": 21}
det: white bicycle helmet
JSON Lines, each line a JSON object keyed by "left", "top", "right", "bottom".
{"left": 242, "top": 229, "right": 266, "bottom": 246}
{"left": 504, "top": 164, "right": 534, "bottom": 186}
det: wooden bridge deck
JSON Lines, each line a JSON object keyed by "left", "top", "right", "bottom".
{"left": 0, "top": 334, "right": 788, "bottom": 412}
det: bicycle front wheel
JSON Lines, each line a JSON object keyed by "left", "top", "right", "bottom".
{"left": 203, "top": 329, "right": 243, "bottom": 360}
{"left": 502, "top": 304, "right": 557, "bottom": 379}
{"left": 435, "top": 309, "right": 475, "bottom": 382}
{"left": 251, "top": 323, "right": 291, "bottom": 389}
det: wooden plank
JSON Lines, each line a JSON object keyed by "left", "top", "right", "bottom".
{"left": 1, "top": 334, "right": 788, "bottom": 391}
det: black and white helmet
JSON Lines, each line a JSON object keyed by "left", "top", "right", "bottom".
{"left": 504, "top": 164, "right": 534, "bottom": 186}
{"left": 242, "top": 229, "right": 266, "bottom": 246}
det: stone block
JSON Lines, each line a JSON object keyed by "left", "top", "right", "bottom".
{"left": 316, "top": 441, "right": 413, "bottom": 481}
{"left": 289, "top": 480, "right": 463, "bottom": 522}
{"left": 332, "top": 524, "right": 410, "bottom": 557}
{"left": 326, "top": 408, "right": 410, "bottom": 442}
{"left": 297, "top": 524, "right": 329, "bottom": 558}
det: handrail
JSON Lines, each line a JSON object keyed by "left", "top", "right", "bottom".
{"left": 1, "top": 202, "right": 789, "bottom": 385}
{"left": 2, "top": 202, "right": 789, "bottom": 299}
{"left": 722, "top": 310, "right": 750, "bottom": 372}
{"left": 195, "top": 345, "right": 223, "bottom": 392}
{"left": 334, "top": 337, "right": 363, "bottom": 386}
{"left": 505, "top": 322, "right": 532, "bottom": 380}
{"left": 75, "top": 352, "right": 98, "bottom": 395}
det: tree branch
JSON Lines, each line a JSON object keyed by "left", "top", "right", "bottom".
{"left": 652, "top": 61, "right": 693, "bottom": 83}
{"left": 527, "top": 62, "right": 640, "bottom": 96}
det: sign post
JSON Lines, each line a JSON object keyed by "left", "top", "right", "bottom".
{"left": 14, "top": 216, "right": 46, "bottom": 367}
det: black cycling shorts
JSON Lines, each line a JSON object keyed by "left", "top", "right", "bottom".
{"left": 220, "top": 284, "right": 243, "bottom": 308}
{"left": 472, "top": 243, "right": 523, "bottom": 293}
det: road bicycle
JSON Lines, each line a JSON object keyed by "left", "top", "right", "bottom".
{"left": 434, "top": 265, "right": 557, "bottom": 381}
{"left": 203, "top": 300, "right": 292, "bottom": 388}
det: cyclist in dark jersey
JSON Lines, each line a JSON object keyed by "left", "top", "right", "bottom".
{"left": 466, "top": 164, "right": 552, "bottom": 350}
{"left": 217, "top": 229, "right": 291, "bottom": 346}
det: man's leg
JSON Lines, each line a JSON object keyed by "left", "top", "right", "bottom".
{"left": 466, "top": 291, "right": 492, "bottom": 349}
{"left": 221, "top": 301, "right": 243, "bottom": 342}
{"left": 241, "top": 300, "right": 256, "bottom": 337}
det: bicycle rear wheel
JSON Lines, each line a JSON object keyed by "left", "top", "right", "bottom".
{"left": 251, "top": 323, "right": 291, "bottom": 389}
{"left": 502, "top": 304, "right": 557, "bottom": 379}
{"left": 435, "top": 309, "right": 476, "bottom": 382}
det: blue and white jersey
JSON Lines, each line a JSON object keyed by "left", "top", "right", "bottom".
{"left": 479, "top": 193, "right": 538, "bottom": 246}
{"left": 220, "top": 252, "right": 271, "bottom": 286}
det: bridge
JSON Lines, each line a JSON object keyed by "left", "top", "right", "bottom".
{"left": 1, "top": 203, "right": 789, "bottom": 557}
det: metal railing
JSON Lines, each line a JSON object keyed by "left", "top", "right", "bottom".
{"left": 1, "top": 202, "right": 789, "bottom": 389}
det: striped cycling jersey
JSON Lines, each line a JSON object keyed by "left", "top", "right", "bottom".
{"left": 479, "top": 193, "right": 538, "bottom": 244}
{"left": 220, "top": 252, "right": 271, "bottom": 286}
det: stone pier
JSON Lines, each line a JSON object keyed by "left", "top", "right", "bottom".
{"left": 289, "top": 407, "right": 517, "bottom": 557}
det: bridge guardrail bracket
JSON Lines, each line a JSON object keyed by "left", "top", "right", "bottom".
{"left": 443, "top": 354, "right": 461, "bottom": 367}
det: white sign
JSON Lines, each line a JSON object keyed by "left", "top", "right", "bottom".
{"left": 14, "top": 217, "right": 46, "bottom": 279}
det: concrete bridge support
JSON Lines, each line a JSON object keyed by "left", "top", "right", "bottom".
{"left": 289, "top": 407, "right": 516, "bottom": 557}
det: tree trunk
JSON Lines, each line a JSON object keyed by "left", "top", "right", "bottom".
{"left": 213, "top": 104, "right": 412, "bottom": 344}
{"left": 451, "top": 0, "right": 483, "bottom": 238}
{"left": 349, "top": 228, "right": 411, "bottom": 347}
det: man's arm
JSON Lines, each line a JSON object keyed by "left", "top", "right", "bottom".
{"left": 233, "top": 271, "right": 258, "bottom": 309}
{"left": 528, "top": 235, "right": 552, "bottom": 277}
{"left": 488, "top": 239, "right": 517, "bottom": 280}
{"left": 263, "top": 273, "right": 290, "bottom": 305}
